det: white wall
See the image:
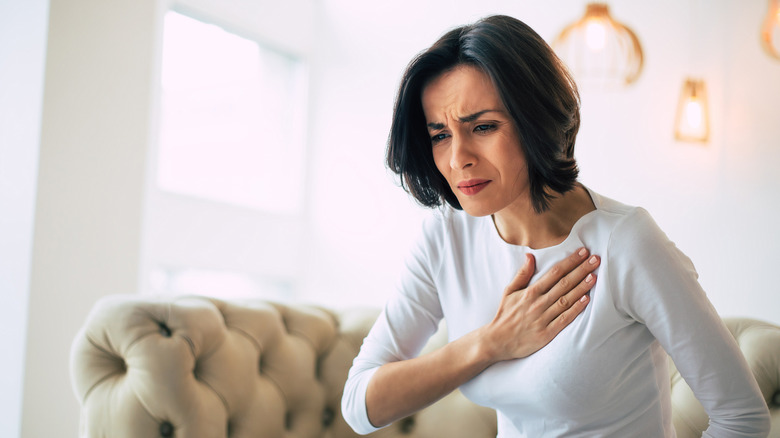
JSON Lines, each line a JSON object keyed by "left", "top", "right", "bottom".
{"left": 300, "top": 0, "right": 780, "bottom": 326}
{"left": 21, "top": 0, "right": 158, "bottom": 436}
{"left": 0, "top": 1, "right": 48, "bottom": 437}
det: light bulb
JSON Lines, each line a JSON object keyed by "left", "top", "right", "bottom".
{"left": 674, "top": 79, "right": 710, "bottom": 143}
{"left": 684, "top": 100, "right": 703, "bottom": 130}
{"left": 585, "top": 19, "right": 607, "bottom": 51}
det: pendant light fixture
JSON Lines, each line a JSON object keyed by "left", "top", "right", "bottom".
{"left": 761, "top": 0, "right": 780, "bottom": 60}
{"left": 674, "top": 0, "right": 710, "bottom": 143}
{"left": 553, "top": 3, "right": 644, "bottom": 87}
{"left": 674, "top": 79, "right": 710, "bottom": 142}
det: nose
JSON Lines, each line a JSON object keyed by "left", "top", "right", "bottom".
{"left": 449, "top": 135, "right": 476, "bottom": 170}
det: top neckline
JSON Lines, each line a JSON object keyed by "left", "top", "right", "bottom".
{"left": 486, "top": 185, "right": 601, "bottom": 253}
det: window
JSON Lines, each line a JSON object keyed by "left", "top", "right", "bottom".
{"left": 158, "top": 11, "right": 307, "bottom": 213}
{"left": 141, "top": 10, "right": 308, "bottom": 300}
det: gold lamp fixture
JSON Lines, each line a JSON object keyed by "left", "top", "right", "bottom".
{"left": 674, "top": 79, "right": 710, "bottom": 143}
{"left": 762, "top": 0, "right": 780, "bottom": 60}
{"left": 553, "top": 3, "right": 644, "bottom": 87}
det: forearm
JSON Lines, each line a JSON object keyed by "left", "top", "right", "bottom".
{"left": 365, "top": 328, "right": 494, "bottom": 428}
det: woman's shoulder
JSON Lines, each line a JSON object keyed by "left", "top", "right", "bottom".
{"left": 415, "top": 207, "right": 494, "bottom": 260}
{"left": 588, "top": 189, "right": 655, "bottom": 230}
{"left": 588, "top": 188, "right": 638, "bottom": 217}
{"left": 581, "top": 188, "right": 671, "bottom": 254}
{"left": 409, "top": 208, "right": 485, "bottom": 276}
{"left": 586, "top": 189, "right": 675, "bottom": 260}
{"left": 421, "top": 206, "right": 485, "bottom": 236}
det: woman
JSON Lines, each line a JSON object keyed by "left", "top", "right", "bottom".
{"left": 342, "top": 15, "right": 770, "bottom": 437}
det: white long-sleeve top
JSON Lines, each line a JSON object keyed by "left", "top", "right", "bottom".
{"left": 342, "top": 189, "right": 770, "bottom": 437}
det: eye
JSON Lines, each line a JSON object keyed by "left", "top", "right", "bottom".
{"left": 430, "top": 132, "right": 449, "bottom": 145}
{"left": 474, "top": 124, "right": 497, "bottom": 133}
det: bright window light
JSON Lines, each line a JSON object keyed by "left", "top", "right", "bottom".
{"left": 157, "top": 11, "right": 307, "bottom": 214}
{"left": 150, "top": 266, "right": 293, "bottom": 301}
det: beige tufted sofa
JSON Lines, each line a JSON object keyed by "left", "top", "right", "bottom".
{"left": 71, "top": 295, "right": 780, "bottom": 438}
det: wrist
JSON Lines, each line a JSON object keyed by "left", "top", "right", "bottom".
{"left": 468, "top": 325, "right": 501, "bottom": 368}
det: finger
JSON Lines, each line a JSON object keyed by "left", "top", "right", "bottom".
{"left": 545, "top": 288, "right": 591, "bottom": 334}
{"left": 528, "top": 247, "right": 591, "bottom": 295}
{"left": 504, "top": 253, "right": 536, "bottom": 295}
{"left": 542, "top": 272, "right": 596, "bottom": 324}
{"left": 546, "top": 254, "right": 600, "bottom": 301}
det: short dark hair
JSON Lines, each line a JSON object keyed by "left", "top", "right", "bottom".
{"left": 386, "top": 15, "right": 580, "bottom": 213}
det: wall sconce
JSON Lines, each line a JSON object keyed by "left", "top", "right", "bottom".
{"left": 674, "top": 78, "right": 710, "bottom": 143}
{"left": 762, "top": 0, "right": 780, "bottom": 60}
{"left": 553, "top": 3, "right": 644, "bottom": 86}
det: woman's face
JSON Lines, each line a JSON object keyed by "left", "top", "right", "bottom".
{"left": 422, "top": 65, "right": 530, "bottom": 217}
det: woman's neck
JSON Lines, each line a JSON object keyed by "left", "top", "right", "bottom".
{"left": 491, "top": 185, "right": 596, "bottom": 249}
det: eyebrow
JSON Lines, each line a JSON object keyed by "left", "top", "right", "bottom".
{"left": 426, "top": 109, "right": 502, "bottom": 130}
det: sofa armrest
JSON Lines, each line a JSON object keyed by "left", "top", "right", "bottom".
{"left": 669, "top": 317, "right": 780, "bottom": 438}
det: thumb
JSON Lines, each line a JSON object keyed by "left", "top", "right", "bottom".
{"left": 505, "top": 253, "right": 535, "bottom": 295}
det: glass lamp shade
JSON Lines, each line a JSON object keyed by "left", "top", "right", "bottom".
{"left": 762, "top": 0, "right": 780, "bottom": 60}
{"left": 674, "top": 79, "right": 710, "bottom": 143}
{"left": 553, "top": 3, "right": 644, "bottom": 86}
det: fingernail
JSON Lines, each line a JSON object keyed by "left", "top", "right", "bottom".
{"left": 580, "top": 295, "right": 589, "bottom": 303}
{"left": 585, "top": 273, "right": 594, "bottom": 283}
{"left": 589, "top": 255, "right": 598, "bottom": 265}
{"left": 578, "top": 248, "right": 588, "bottom": 257}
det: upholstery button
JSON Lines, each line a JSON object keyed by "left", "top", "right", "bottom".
{"left": 158, "top": 322, "right": 172, "bottom": 337}
{"left": 322, "top": 407, "right": 334, "bottom": 427}
{"left": 159, "top": 421, "right": 174, "bottom": 437}
{"left": 773, "top": 390, "right": 780, "bottom": 406}
{"left": 285, "top": 412, "right": 293, "bottom": 430}
{"left": 399, "top": 416, "right": 415, "bottom": 434}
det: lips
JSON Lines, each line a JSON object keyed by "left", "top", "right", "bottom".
{"left": 457, "top": 179, "right": 491, "bottom": 196}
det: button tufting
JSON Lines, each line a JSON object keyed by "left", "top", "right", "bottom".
{"left": 158, "top": 322, "right": 172, "bottom": 337}
{"left": 773, "top": 390, "right": 780, "bottom": 406}
{"left": 159, "top": 421, "right": 174, "bottom": 437}
{"left": 321, "top": 407, "right": 335, "bottom": 427}
{"left": 285, "top": 411, "right": 293, "bottom": 430}
{"left": 399, "top": 416, "right": 415, "bottom": 434}
{"left": 315, "top": 358, "right": 322, "bottom": 379}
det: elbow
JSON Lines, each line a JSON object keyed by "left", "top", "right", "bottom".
{"left": 341, "top": 373, "right": 381, "bottom": 436}
{"left": 754, "top": 403, "right": 772, "bottom": 437}
{"left": 745, "top": 397, "right": 772, "bottom": 437}
{"left": 340, "top": 390, "right": 376, "bottom": 435}
{"left": 709, "top": 402, "right": 772, "bottom": 438}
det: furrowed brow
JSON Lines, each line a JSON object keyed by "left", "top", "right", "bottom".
{"left": 427, "top": 109, "right": 502, "bottom": 130}
{"left": 458, "top": 110, "right": 500, "bottom": 123}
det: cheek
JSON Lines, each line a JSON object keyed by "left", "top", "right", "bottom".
{"left": 498, "top": 143, "right": 527, "bottom": 177}
{"left": 432, "top": 148, "right": 450, "bottom": 178}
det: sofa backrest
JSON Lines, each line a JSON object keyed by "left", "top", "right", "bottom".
{"left": 71, "top": 295, "right": 496, "bottom": 438}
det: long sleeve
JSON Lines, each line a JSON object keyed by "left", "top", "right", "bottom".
{"left": 341, "top": 216, "right": 445, "bottom": 435}
{"left": 608, "top": 208, "right": 770, "bottom": 437}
